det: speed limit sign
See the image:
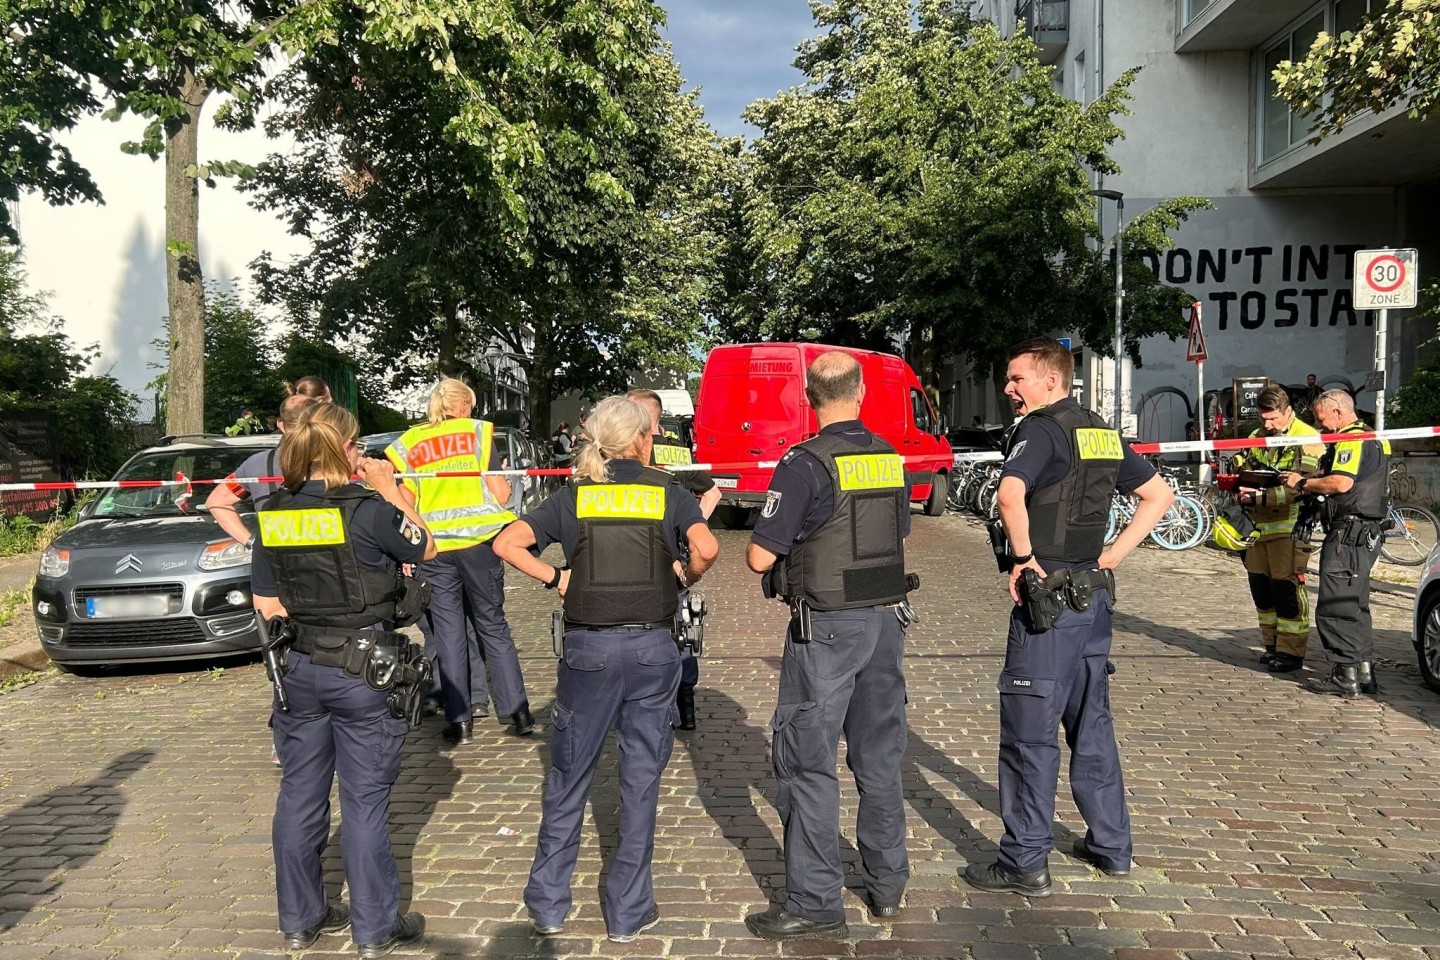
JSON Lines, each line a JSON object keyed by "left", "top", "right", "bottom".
{"left": 1354, "top": 248, "right": 1419, "bottom": 309}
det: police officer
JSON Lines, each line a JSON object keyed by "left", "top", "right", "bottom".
{"left": 627, "top": 388, "right": 720, "bottom": 730}
{"left": 1235, "top": 385, "right": 1324, "bottom": 672}
{"left": 1282, "top": 389, "right": 1389, "bottom": 698}
{"left": 965, "top": 338, "right": 1173, "bottom": 896}
{"left": 251, "top": 403, "right": 432, "bottom": 957}
{"left": 492, "top": 395, "right": 718, "bottom": 942}
{"left": 744, "top": 350, "right": 914, "bottom": 940}
{"left": 386, "top": 378, "right": 532, "bottom": 742}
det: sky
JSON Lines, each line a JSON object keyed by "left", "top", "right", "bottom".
{"left": 14, "top": 2, "right": 822, "bottom": 395}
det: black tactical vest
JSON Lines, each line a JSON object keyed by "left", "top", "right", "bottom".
{"left": 564, "top": 467, "right": 678, "bottom": 625}
{"left": 259, "top": 484, "right": 401, "bottom": 629}
{"left": 1321, "top": 424, "right": 1390, "bottom": 520}
{"left": 782, "top": 433, "right": 908, "bottom": 611}
{"left": 1017, "top": 403, "right": 1124, "bottom": 563}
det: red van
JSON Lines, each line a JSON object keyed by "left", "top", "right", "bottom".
{"left": 693, "top": 343, "right": 953, "bottom": 528}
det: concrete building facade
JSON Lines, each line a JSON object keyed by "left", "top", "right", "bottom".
{"left": 947, "top": 0, "right": 1438, "bottom": 439}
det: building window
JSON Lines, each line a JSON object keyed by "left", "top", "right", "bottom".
{"left": 1184, "top": 0, "right": 1216, "bottom": 26}
{"left": 1258, "top": 1, "right": 1378, "bottom": 164}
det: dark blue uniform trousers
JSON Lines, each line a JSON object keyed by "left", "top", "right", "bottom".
{"left": 997, "top": 588, "right": 1130, "bottom": 874}
{"left": 272, "top": 652, "right": 408, "bottom": 944}
{"left": 524, "top": 627, "right": 680, "bottom": 936}
{"left": 772, "top": 605, "right": 909, "bottom": 922}
{"left": 421, "top": 540, "right": 527, "bottom": 722}
{"left": 419, "top": 598, "right": 489, "bottom": 710}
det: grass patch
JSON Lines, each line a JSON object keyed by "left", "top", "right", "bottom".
{"left": 0, "top": 495, "right": 94, "bottom": 558}
{"left": 0, "top": 587, "right": 26, "bottom": 629}
{"left": 0, "top": 666, "right": 57, "bottom": 695}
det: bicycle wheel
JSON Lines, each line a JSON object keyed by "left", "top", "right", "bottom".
{"left": 1380, "top": 504, "right": 1440, "bottom": 566}
{"left": 1105, "top": 498, "right": 1124, "bottom": 546}
{"left": 1149, "top": 495, "right": 1207, "bottom": 551}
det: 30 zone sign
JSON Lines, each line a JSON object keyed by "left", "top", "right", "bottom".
{"left": 1353, "top": 248, "right": 1419, "bottom": 310}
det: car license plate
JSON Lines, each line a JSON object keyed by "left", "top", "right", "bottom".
{"left": 712, "top": 477, "right": 739, "bottom": 489}
{"left": 85, "top": 595, "right": 170, "bottom": 619}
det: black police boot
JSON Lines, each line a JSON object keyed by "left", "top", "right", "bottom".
{"left": 282, "top": 902, "right": 351, "bottom": 950}
{"left": 442, "top": 720, "right": 474, "bottom": 744}
{"left": 867, "top": 897, "right": 902, "bottom": 919}
{"left": 1357, "top": 661, "right": 1378, "bottom": 695}
{"left": 1311, "top": 664, "right": 1361, "bottom": 699}
{"left": 962, "top": 861, "right": 1053, "bottom": 896}
{"left": 511, "top": 702, "right": 535, "bottom": 737}
{"left": 744, "top": 905, "right": 848, "bottom": 941}
{"left": 1258, "top": 645, "right": 1276, "bottom": 665}
{"left": 677, "top": 685, "right": 697, "bottom": 731}
{"left": 1070, "top": 838, "right": 1131, "bottom": 876}
{"left": 356, "top": 912, "right": 425, "bottom": 958}
{"left": 1268, "top": 653, "right": 1305, "bottom": 673}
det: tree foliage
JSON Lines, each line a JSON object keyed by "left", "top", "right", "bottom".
{"left": 1272, "top": 0, "right": 1440, "bottom": 137}
{"left": 736, "top": 0, "right": 1210, "bottom": 397}
{"left": 246, "top": 0, "right": 725, "bottom": 431}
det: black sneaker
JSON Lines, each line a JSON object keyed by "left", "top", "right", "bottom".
{"left": 744, "top": 905, "right": 848, "bottom": 941}
{"left": 282, "top": 902, "right": 351, "bottom": 950}
{"left": 608, "top": 905, "right": 661, "bottom": 943}
{"left": 356, "top": 912, "right": 425, "bottom": 958}
{"left": 1070, "top": 838, "right": 1131, "bottom": 876}
{"left": 1268, "top": 653, "right": 1305, "bottom": 673}
{"left": 962, "top": 861, "right": 1053, "bottom": 896}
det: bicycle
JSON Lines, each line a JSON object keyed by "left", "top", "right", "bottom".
{"left": 1380, "top": 500, "right": 1440, "bottom": 567}
{"left": 1105, "top": 492, "right": 1208, "bottom": 551}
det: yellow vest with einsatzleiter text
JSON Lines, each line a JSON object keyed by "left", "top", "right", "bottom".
{"left": 386, "top": 418, "right": 516, "bottom": 552}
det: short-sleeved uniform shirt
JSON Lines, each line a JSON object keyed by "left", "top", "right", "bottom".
{"left": 999, "top": 398, "right": 1157, "bottom": 571}
{"left": 1320, "top": 423, "right": 1389, "bottom": 518}
{"left": 228, "top": 449, "right": 282, "bottom": 506}
{"left": 751, "top": 420, "right": 912, "bottom": 557}
{"left": 651, "top": 437, "right": 716, "bottom": 498}
{"left": 250, "top": 481, "right": 428, "bottom": 599}
{"left": 520, "top": 459, "right": 706, "bottom": 562}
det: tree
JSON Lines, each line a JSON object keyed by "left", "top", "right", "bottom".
{"left": 246, "top": 1, "right": 724, "bottom": 432}
{"left": 1272, "top": 0, "right": 1440, "bottom": 138}
{"left": 740, "top": 0, "right": 1210, "bottom": 407}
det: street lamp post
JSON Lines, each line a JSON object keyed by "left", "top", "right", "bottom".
{"left": 1091, "top": 188, "right": 1125, "bottom": 432}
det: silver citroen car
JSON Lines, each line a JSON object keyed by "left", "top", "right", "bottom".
{"left": 32, "top": 435, "right": 280, "bottom": 674}
{"left": 1416, "top": 542, "right": 1440, "bottom": 693}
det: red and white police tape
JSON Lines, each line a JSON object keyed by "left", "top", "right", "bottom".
{"left": 2, "top": 424, "right": 1438, "bottom": 495}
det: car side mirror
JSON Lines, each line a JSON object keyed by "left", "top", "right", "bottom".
{"left": 78, "top": 499, "right": 95, "bottom": 520}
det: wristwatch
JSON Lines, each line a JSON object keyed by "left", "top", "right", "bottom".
{"left": 1297, "top": 477, "right": 1308, "bottom": 494}
{"left": 1010, "top": 551, "right": 1034, "bottom": 565}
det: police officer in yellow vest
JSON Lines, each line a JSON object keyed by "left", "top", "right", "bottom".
{"left": 386, "top": 378, "right": 531, "bottom": 741}
{"left": 1235, "top": 385, "right": 1324, "bottom": 673}
{"left": 252, "top": 403, "right": 433, "bottom": 957}
{"left": 493, "top": 395, "right": 718, "bottom": 942}
{"left": 1283, "top": 390, "right": 1390, "bottom": 698}
{"left": 627, "top": 388, "right": 720, "bottom": 730}
{"left": 744, "top": 351, "right": 916, "bottom": 940}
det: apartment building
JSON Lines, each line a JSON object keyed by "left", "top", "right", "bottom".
{"left": 945, "top": 0, "right": 1438, "bottom": 438}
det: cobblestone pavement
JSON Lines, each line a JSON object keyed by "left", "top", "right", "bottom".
{"left": 1, "top": 515, "right": 1437, "bottom": 960}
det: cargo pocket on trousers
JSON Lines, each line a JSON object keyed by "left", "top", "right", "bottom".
{"left": 376, "top": 716, "right": 409, "bottom": 784}
{"left": 549, "top": 702, "right": 574, "bottom": 774}
{"left": 770, "top": 701, "right": 822, "bottom": 781}
{"left": 563, "top": 644, "right": 607, "bottom": 672}
{"left": 997, "top": 674, "right": 1058, "bottom": 745}
{"left": 803, "top": 615, "right": 867, "bottom": 679}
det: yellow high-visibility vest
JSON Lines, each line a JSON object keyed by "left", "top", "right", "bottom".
{"left": 386, "top": 418, "right": 516, "bottom": 551}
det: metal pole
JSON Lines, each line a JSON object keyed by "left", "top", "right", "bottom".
{"left": 1197, "top": 360, "right": 1206, "bottom": 444}
{"left": 1112, "top": 198, "right": 1125, "bottom": 432}
{"left": 1375, "top": 307, "right": 1388, "bottom": 431}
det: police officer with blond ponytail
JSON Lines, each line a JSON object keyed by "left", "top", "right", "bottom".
{"left": 386, "top": 377, "right": 532, "bottom": 742}
{"left": 251, "top": 403, "right": 434, "bottom": 957}
{"left": 493, "top": 395, "right": 719, "bottom": 943}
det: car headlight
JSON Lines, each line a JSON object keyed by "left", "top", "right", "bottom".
{"left": 39, "top": 547, "right": 70, "bottom": 578}
{"left": 198, "top": 539, "right": 252, "bottom": 571}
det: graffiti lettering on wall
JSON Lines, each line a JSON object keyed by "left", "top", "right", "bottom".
{"left": 1139, "top": 243, "right": 1371, "bottom": 331}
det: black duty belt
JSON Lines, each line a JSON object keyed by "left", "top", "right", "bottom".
{"left": 563, "top": 619, "right": 673, "bottom": 632}
{"left": 290, "top": 623, "right": 384, "bottom": 655}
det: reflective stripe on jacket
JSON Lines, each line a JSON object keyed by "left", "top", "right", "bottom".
{"left": 386, "top": 418, "right": 516, "bottom": 550}
{"left": 1245, "top": 418, "right": 1324, "bottom": 540}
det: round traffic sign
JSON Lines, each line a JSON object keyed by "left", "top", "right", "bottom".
{"left": 1367, "top": 254, "right": 1405, "bottom": 293}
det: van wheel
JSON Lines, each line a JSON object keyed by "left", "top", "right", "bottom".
{"left": 923, "top": 474, "right": 948, "bottom": 517}
{"left": 715, "top": 505, "right": 754, "bottom": 530}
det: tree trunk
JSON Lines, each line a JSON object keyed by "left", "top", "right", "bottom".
{"left": 990, "top": 358, "right": 1011, "bottom": 425}
{"left": 531, "top": 331, "right": 554, "bottom": 437}
{"left": 437, "top": 295, "right": 460, "bottom": 377}
{"left": 163, "top": 68, "right": 208, "bottom": 436}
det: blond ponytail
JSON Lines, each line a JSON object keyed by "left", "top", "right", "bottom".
{"left": 278, "top": 404, "right": 359, "bottom": 491}
{"left": 573, "top": 396, "right": 651, "bottom": 483}
{"left": 426, "top": 377, "right": 477, "bottom": 426}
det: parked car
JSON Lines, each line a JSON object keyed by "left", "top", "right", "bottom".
{"left": 32, "top": 435, "right": 280, "bottom": 673}
{"left": 1414, "top": 543, "right": 1440, "bottom": 692}
{"left": 945, "top": 426, "right": 1004, "bottom": 455}
{"left": 693, "top": 342, "right": 953, "bottom": 528}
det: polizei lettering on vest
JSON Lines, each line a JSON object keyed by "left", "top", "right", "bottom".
{"left": 1075, "top": 429, "right": 1124, "bottom": 461}
{"left": 835, "top": 454, "right": 905, "bottom": 491}
{"left": 409, "top": 430, "right": 478, "bottom": 467}
{"left": 576, "top": 485, "right": 667, "bottom": 520}
{"left": 260, "top": 508, "right": 346, "bottom": 547}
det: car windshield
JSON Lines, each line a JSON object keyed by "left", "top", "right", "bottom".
{"left": 91, "top": 446, "right": 274, "bottom": 519}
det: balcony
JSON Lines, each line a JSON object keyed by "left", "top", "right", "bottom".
{"left": 1018, "top": 0, "right": 1068, "bottom": 65}
{"left": 1253, "top": 106, "right": 1440, "bottom": 189}
{"left": 1177, "top": 0, "right": 1320, "bottom": 52}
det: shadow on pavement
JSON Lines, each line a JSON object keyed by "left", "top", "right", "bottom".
{"left": 0, "top": 748, "right": 156, "bottom": 931}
